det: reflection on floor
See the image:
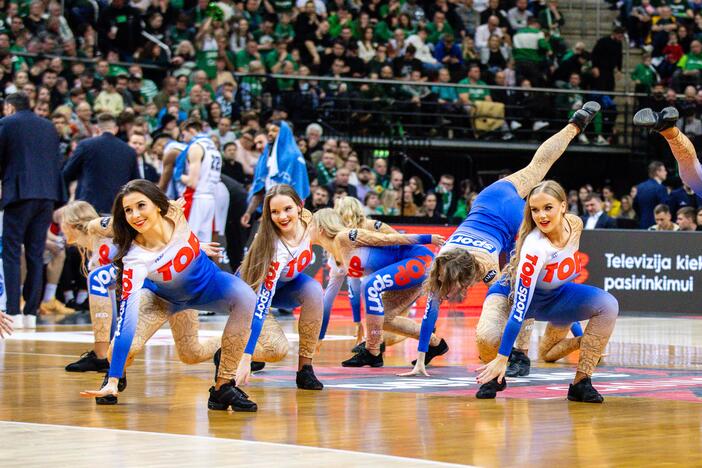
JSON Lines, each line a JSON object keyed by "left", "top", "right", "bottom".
{"left": 1, "top": 315, "right": 701, "bottom": 466}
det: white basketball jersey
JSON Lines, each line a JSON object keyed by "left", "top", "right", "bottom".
{"left": 191, "top": 135, "right": 222, "bottom": 198}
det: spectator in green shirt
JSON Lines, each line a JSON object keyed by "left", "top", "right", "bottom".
{"left": 674, "top": 40, "right": 702, "bottom": 90}
{"left": 631, "top": 53, "right": 659, "bottom": 93}
{"left": 458, "top": 64, "right": 492, "bottom": 105}
{"left": 426, "top": 10, "right": 455, "bottom": 44}
{"left": 236, "top": 39, "right": 262, "bottom": 71}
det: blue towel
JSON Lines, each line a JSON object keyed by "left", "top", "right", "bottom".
{"left": 249, "top": 121, "right": 310, "bottom": 202}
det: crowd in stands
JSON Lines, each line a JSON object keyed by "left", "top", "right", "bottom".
{"left": 1, "top": 0, "right": 700, "bottom": 321}
{"left": 0, "top": 0, "right": 629, "bottom": 143}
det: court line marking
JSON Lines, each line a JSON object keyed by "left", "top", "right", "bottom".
{"left": 0, "top": 420, "right": 475, "bottom": 467}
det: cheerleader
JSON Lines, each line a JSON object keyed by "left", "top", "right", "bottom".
{"left": 61, "top": 201, "right": 223, "bottom": 381}
{"left": 403, "top": 102, "right": 602, "bottom": 377}
{"left": 312, "top": 208, "right": 444, "bottom": 367}
{"left": 80, "top": 180, "right": 259, "bottom": 412}
{"left": 234, "top": 184, "right": 324, "bottom": 390}
{"left": 475, "top": 181, "right": 618, "bottom": 403}
{"left": 319, "top": 196, "right": 419, "bottom": 352}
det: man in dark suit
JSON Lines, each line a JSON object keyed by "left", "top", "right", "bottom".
{"left": 327, "top": 167, "right": 359, "bottom": 200}
{"left": 127, "top": 130, "right": 159, "bottom": 183}
{"left": 668, "top": 183, "right": 702, "bottom": 217}
{"left": 0, "top": 92, "right": 64, "bottom": 328}
{"left": 634, "top": 161, "right": 669, "bottom": 229}
{"left": 63, "top": 113, "right": 140, "bottom": 214}
{"left": 582, "top": 193, "right": 617, "bottom": 229}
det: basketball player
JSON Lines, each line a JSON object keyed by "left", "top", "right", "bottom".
{"left": 80, "top": 181, "right": 258, "bottom": 412}
{"left": 403, "top": 102, "right": 602, "bottom": 377}
{"left": 475, "top": 181, "right": 619, "bottom": 403}
{"left": 312, "top": 208, "right": 444, "bottom": 367}
{"left": 180, "top": 119, "right": 222, "bottom": 243}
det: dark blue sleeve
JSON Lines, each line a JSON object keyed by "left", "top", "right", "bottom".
{"left": 62, "top": 142, "right": 85, "bottom": 182}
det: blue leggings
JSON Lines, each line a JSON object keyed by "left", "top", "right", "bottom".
{"left": 363, "top": 246, "right": 433, "bottom": 317}
{"left": 527, "top": 283, "right": 619, "bottom": 325}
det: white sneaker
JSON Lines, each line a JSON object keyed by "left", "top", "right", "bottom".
{"left": 23, "top": 314, "right": 36, "bottom": 329}
{"left": 578, "top": 133, "right": 590, "bottom": 144}
{"left": 595, "top": 135, "right": 609, "bottom": 146}
{"left": 510, "top": 120, "right": 522, "bottom": 131}
{"left": 11, "top": 314, "right": 24, "bottom": 329}
{"left": 533, "top": 120, "right": 550, "bottom": 131}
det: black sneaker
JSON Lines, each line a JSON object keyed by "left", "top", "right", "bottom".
{"left": 65, "top": 350, "right": 109, "bottom": 372}
{"left": 213, "top": 348, "right": 266, "bottom": 381}
{"left": 633, "top": 106, "right": 679, "bottom": 132}
{"left": 296, "top": 364, "right": 323, "bottom": 390}
{"left": 475, "top": 377, "right": 507, "bottom": 399}
{"left": 568, "top": 101, "right": 601, "bottom": 132}
{"left": 351, "top": 341, "right": 385, "bottom": 354}
{"left": 567, "top": 377, "right": 604, "bottom": 403}
{"left": 505, "top": 348, "right": 531, "bottom": 377}
{"left": 208, "top": 381, "right": 258, "bottom": 412}
{"left": 341, "top": 348, "right": 383, "bottom": 367}
{"left": 411, "top": 338, "right": 449, "bottom": 366}
{"left": 95, "top": 373, "right": 127, "bottom": 405}
{"left": 66, "top": 298, "right": 90, "bottom": 312}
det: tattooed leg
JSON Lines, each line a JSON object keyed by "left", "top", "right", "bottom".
{"left": 660, "top": 127, "right": 702, "bottom": 195}
{"left": 168, "top": 309, "right": 220, "bottom": 364}
{"left": 505, "top": 123, "right": 580, "bottom": 198}
{"left": 252, "top": 315, "right": 289, "bottom": 362}
{"left": 475, "top": 293, "right": 510, "bottom": 362}
{"left": 382, "top": 286, "right": 439, "bottom": 346}
{"left": 515, "top": 318, "right": 534, "bottom": 352}
{"left": 575, "top": 293, "right": 618, "bottom": 383}
{"left": 294, "top": 279, "right": 323, "bottom": 367}
{"left": 538, "top": 323, "right": 581, "bottom": 362}
{"left": 378, "top": 289, "right": 410, "bottom": 347}
{"left": 89, "top": 293, "right": 113, "bottom": 359}
{"left": 216, "top": 276, "right": 257, "bottom": 387}
{"left": 108, "top": 289, "right": 169, "bottom": 368}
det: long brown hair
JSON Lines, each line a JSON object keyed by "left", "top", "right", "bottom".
{"left": 60, "top": 200, "right": 100, "bottom": 276}
{"left": 111, "top": 180, "right": 171, "bottom": 298}
{"left": 505, "top": 180, "right": 567, "bottom": 296}
{"left": 424, "top": 248, "right": 484, "bottom": 301}
{"left": 240, "top": 184, "right": 304, "bottom": 291}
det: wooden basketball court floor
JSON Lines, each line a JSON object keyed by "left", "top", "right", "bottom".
{"left": 2, "top": 314, "right": 702, "bottom": 467}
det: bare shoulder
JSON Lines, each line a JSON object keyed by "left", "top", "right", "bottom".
{"left": 564, "top": 213, "right": 584, "bottom": 232}
{"left": 87, "top": 217, "right": 112, "bottom": 238}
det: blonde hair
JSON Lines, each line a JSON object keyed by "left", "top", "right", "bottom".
{"left": 240, "top": 184, "right": 304, "bottom": 291}
{"left": 381, "top": 189, "right": 399, "bottom": 213}
{"left": 334, "top": 196, "right": 366, "bottom": 228}
{"left": 312, "top": 208, "right": 346, "bottom": 239}
{"left": 506, "top": 180, "right": 567, "bottom": 296}
{"left": 60, "top": 201, "right": 101, "bottom": 275}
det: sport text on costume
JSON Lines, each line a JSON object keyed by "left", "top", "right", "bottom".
{"left": 446, "top": 233, "right": 497, "bottom": 253}
{"left": 514, "top": 254, "right": 538, "bottom": 322}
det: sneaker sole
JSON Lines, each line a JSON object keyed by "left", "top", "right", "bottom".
{"left": 95, "top": 396, "right": 118, "bottom": 405}
{"left": 208, "top": 401, "right": 259, "bottom": 412}
{"left": 232, "top": 405, "right": 258, "bottom": 412}
{"left": 567, "top": 395, "right": 604, "bottom": 403}
{"left": 341, "top": 362, "right": 384, "bottom": 368}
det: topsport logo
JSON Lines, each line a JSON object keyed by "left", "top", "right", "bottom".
{"left": 447, "top": 234, "right": 497, "bottom": 253}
